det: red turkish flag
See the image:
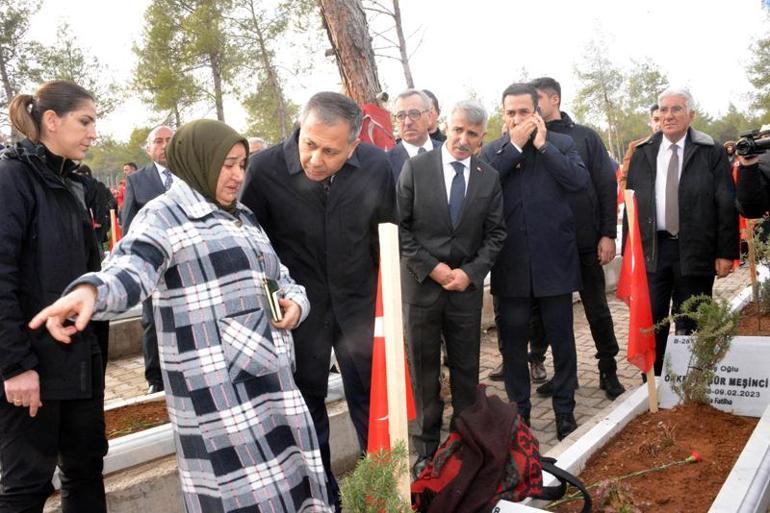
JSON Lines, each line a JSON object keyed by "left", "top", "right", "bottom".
{"left": 367, "top": 271, "right": 416, "bottom": 453}
{"left": 616, "top": 191, "right": 656, "bottom": 373}
{"left": 109, "top": 209, "right": 122, "bottom": 251}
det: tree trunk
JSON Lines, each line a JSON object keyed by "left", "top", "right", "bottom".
{"left": 319, "top": 0, "right": 382, "bottom": 104}
{"left": 249, "top": 0, "right": 290, "bottom": 138}
{"left": 209, "top": 52, "right": 225, "bottom": 121}
{"left": 391, "top": 0, "right": 414, "bottom": 88}
{"left": 173, "top": 103, "right": 181, "bottom": 128}
{"left": 0, "top": 50, "right": 14, "bottom": 105}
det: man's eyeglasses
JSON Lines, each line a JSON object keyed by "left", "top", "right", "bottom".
{"left": 394, "top": 109, "right": 429, "bottom": 122}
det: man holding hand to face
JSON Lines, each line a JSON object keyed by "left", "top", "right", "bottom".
{"left": 481, "top": 83, "right": 588, "bottom": 440}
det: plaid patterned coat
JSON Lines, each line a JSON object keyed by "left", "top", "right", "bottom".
{"left": 73, "top": 181, "right": 331, "bottom": 513}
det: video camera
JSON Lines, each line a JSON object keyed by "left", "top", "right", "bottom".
{"left": 735, "top": 129, "right": 770, "bottom": 157}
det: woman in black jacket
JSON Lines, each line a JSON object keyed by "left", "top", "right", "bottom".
{"left": 0, "top": 81, "right": 107, "bottom": 513}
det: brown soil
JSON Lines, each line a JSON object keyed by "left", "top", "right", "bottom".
{"left": 552, "top": 404, "right": 758, "bottom": 513}
{"left": 104, "top": 400, "right": 169, "bottom": 439}
{"left": 737, "top": 301, "right": 770, "bottom": 336}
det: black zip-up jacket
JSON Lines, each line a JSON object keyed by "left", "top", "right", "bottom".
{"left": 624, "top": 128, "right": 738, "bottom": 275}
{"left": 547, "top": 112, "right": 617, "bottom": 251}
{"left": 0, "top": 140, "right": 102, "bottom": 399}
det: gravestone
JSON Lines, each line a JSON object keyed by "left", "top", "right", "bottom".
{"left": 660, "top": 335, "right": 770, "bottom": 417}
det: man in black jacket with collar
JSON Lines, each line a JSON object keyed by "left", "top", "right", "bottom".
{"left": 241, "top": 92, "right": 396, "bottom": 511}
{"left": 481, "top": 83, "right": 589, "bottom": 440}
{"left": 527, "top": 77, "right": 625, "bottom": 400}
{"left": 625, "top": 88, "right": 738, "bottom": 376}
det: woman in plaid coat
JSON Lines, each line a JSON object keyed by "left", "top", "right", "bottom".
{"left": 31, "top": 120, "right": 331, "bottom": 513}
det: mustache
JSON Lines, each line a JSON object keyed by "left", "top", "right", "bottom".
{"left": 455, "top": 143, "right": 471, "bottom": 153}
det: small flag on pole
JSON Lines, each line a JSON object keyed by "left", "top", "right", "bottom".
{"left": 109, "top": 209, "right": 122, "bottom": 251}
{"left": 368, "top": 270, "right": 416, "bottom": 454}
{"left": 616, "top": 190, "right": 655, "bottom": 374}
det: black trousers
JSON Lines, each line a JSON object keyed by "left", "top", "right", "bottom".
{"left": 299, "top": 316, "right": 370, "bottom": 513}
{"left": 0, "top": 354, "right": 107, "bottom": 513}
{"left": 405, "top": 294, "right": 481, "bottom": 459}
{"left": 530, "top": 250, "right": 620, "bottom": 372}
{"left": 497, "top": 294, "right": 577, "bottom": 418}
{"left": 648, "top": 235, "right": 715, "bottom": 375}
{"left": 141, "top": 298, "right": 162, "bottom": 387}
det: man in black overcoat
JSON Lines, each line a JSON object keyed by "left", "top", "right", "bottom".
{"left": 624, "top": 88, "right": 737, "bottom": 376}
{"left": 240, "top": 92, "right": 396, "bottom": 511}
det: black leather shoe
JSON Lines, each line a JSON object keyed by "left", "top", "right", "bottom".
{"left": 600, "top": 370, "right": 626, "bottom": 400}
{"left": 536, "top": 378, "right": 579, "bottom": 397}
{"left": 536, "top": 379, "right": 553, "bottom": 397}
{"left": 147, "top": 383, "right": 164, "bottom": 394}
{"left": 412, "top": 457, "right": 430, "bottom": 480}
{"left": 555, "top": 412, "right": 577, "bottom": 440}
{"left": 489, "top": 362, "right": 504, "bottom": 381}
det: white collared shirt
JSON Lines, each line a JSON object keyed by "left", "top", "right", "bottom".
{"left": 155, "top": 162, "right": 173, "bottom": 188}
{"left": 401, "top": 137, "right": 434, "bottom": 158}
{"left": 655, "top": 134, "right": 686, "bottom": 231}
{"left": 441, "top": 143, "right": 470, "bottom": 203}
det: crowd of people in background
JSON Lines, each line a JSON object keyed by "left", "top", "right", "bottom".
{"left": 0, "top": 74, "right": 756, "bottom": 512}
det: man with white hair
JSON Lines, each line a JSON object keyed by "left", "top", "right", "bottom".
{"left": 248, "top": 136, "right": 266, "bottom": 155}
{"left": 624, "top": 88, "right": 737, "bottom": 376}
{"left": 397, "top": 99, "right": 505, "bottom": 477}
{"left": 121, "top": 124, "right": 175, "bottom": 393}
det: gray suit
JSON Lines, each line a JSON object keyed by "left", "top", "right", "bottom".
{"left": 396, "top": 148, "right": 506, "bottom": 458}
{"left": 121, "top": 163, "right": 165, "bottom": 231}
{"left": 119, "top": 163, "right": 167, "bottom": 388}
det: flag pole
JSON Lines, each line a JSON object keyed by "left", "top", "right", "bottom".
{"left": 623, "top": 190, "right": 658, "bottom": 412}
{"left": 378, "top": 222, "right": 411, "bottom": 501}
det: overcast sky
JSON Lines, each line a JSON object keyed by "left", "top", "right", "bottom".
{"left": 26, "top": 0, "right": 769, "bottom": 141}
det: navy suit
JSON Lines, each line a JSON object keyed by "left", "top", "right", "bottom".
{"left": 386, "top": 138, "right": 441, "bottom": 182}
{"left": 481, "top": 133, "right": 588, "bottom": 418}
{"left": 120, "top": 163, "right": 166, "bottom": 389}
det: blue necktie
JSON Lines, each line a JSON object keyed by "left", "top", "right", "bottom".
{"left": 163, "top": 169, "right": 173, "bottom": 191}
{"left": 449, "top": 161, "right": 465, "bottom": 227}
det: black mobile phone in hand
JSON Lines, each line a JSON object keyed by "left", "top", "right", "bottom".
{"left": 529, "top": 106, "right": 543, "bottom": 143}
{"left": 262, "top": 278, "right": 283, "bottom": 322}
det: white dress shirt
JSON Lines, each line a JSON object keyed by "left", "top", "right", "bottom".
{"left": 401, "top": 137, "right": 434, "bottom": 158}
{"left": 441, "top": 143, "right": 469, "bottom": 203}
{"left": 155, "top": 162, "right": 172, "bottom": 187}
{"left": 655, "top": 134, "right": 686, "bottom": 232}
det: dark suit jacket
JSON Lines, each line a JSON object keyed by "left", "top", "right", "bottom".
{"left": 624, "top": 128, "right": 738, "bottom": 275}
{"left": 240, "top": 129, "right": 396, "bottom": 395}
{"left": 387, "top": 138, "right": 442, "bottom": 182}
{"left": 120, "top": 163, "right": 165, "bottom": 231}
{"left": 481, "top": 133, "right": 589, "bottom": 298}
{"left": 397, "top": 149, "right": 506, "bottom": 307}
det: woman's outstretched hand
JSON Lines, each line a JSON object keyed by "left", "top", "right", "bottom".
{"left": 28, "top": 284, "right": 98, "bottom": 343}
